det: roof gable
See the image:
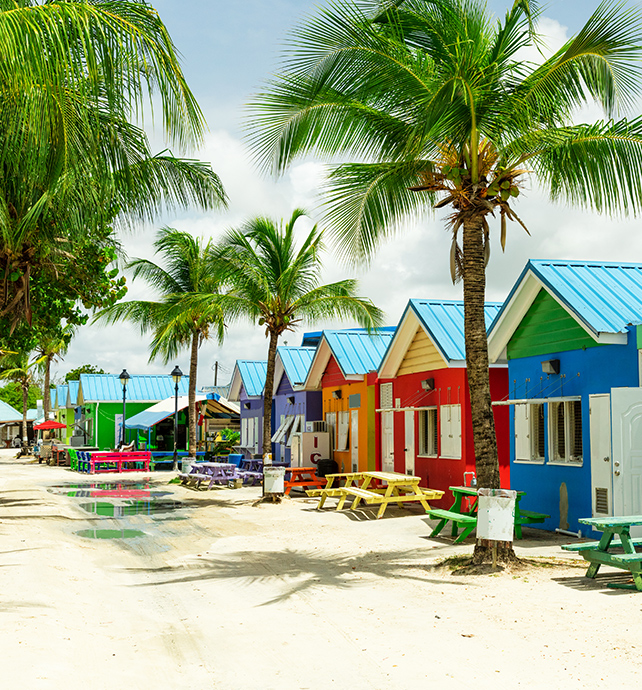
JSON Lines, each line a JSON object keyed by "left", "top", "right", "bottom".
{"left": 488, "top": 259, "right": 640, "bottom": 361}
{"left": 228, "top": 360, "right": 267, "bottom": 400}
{"left": 379, "top": 299, "right": 503, "bottom": 377}
{"left": 304, "top": 328, "right": 395, "bottom": 389}
{"left": 0, "top": 399, "right": 22, "bottom": 421}
{"left": 67, "top": 381, "right": 80, "bottom": 407}
{"left": 273, "top": 346, "right": 316, "bottom": 394}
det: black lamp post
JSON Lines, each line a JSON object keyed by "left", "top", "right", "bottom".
{"left": 171, "top": 365, "right": 183, "bottom": 471}
{"left": 119, "top": 369, "right": 130, "bottom": 448}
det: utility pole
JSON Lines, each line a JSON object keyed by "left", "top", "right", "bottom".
{"left": 213, "top": 361, "right": 218, "bottom": 387}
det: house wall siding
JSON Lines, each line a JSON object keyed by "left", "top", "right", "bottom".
{"left": 507, "top": 328, "right": 639, "bottom": 533}
{"left": 397, "top": 328, "right": 447, "bottom": 376}
{"left": 379, "top": 368, "right": 509, "bottom": 508}
{"left": 508, "top": 289, "right": 602, "bottom": 360}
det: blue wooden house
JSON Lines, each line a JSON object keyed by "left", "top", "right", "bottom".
{"left": 228, "top": 360, "right": 268, "bottom": 458}
{"left": 271, "top": 346, "right": 323, "bottom": 464}
{"left": 488, "top": 259, "right": 642, "bottom": 535}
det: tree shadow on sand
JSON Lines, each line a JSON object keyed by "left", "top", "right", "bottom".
{"left": 126, "top": 547, "right": 474, "bottom": 605}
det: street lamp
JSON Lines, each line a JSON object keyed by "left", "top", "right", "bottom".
{"left": 119, "top": 369, "right": 130, "bottom": 448}
{"left": 171, "top": 365, "right": 183, "bottom": 471}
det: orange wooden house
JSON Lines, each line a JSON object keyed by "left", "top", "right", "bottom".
{"left": 302, "top": 329, "right": 395, "bottom": 473}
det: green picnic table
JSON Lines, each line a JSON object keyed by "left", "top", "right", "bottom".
{"left": 561, "top": 516, "right": 642, "bottom": 591}
{"left": 427, "top": 485, "right": 549, "bottom": 543}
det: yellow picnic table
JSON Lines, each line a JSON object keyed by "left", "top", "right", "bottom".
{"left": 308, "top": 470, "right": 443, "bottom": 519}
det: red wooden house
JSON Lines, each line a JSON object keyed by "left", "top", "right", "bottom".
{"left": 377, "top": 299, "right": 510, "bottom": 507}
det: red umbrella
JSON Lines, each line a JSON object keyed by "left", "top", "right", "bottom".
{"left": 33, "top": 420, "right": 67, "bottom": 430}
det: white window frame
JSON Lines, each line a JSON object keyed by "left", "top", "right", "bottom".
{"left": 325, "top": 412, "right": 337, "bottom": 450}
{"left": 337, "top": 411, "right": 350, "bottom": 451}
{"left": 380, "top": 382, "right": 393, "bottom": 410}
{"left": 439, "top": 404, "right": 461, "bottom": 459}
{"left": 548, "top": 400, "right": 583, "bottom": 466}
{"left": 514, "top": 403, "right": 546, "bottom": 464}
{"left": 418, "top": 407, "right": 438, "bottom": 457}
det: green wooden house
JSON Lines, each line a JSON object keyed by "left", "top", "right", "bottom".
{"left": 73, "top": 374, "right": 190, "bottom": 450}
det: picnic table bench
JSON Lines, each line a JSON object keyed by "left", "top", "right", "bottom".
{"left": 76, "top": 450, "right": 151, "bottom": 474}
{"left": 427, "top": 486, "right": 549, "bottom": 543}
{"left": 179, "top": 462, "right": 237, "bottom": 489}
{"left": 562, "top": 516, "right": 642, "bottom": 591}
{"left": 308, "top": 470, "right": 444, "bottom": 519}
{"left": 284, "top": 467, "right": 325, "bottom": 496}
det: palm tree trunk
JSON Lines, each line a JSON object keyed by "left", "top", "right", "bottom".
{"left": 188, "top": 330, "right": 199, "bottom": 458}
{"left": 462, "top": 212, "right": 516, "bottom": 564}
{"left": 21, "top": 382, "right": 28, "bottom": 451}
{"left": 43, "top": 356, "right": 51, "bottom": 420}
{"left": 262, "top": 329, "right": 279, "bottom": 457}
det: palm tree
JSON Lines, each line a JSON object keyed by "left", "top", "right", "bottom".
{"left": 95, "top": 227, "right": 227, "bottom": 462}
{"left": 35, "top": 326, "right": 75, "bottom": 422}
{"left": 0, "top": 350, "right": 43, "bottom": 451}
{"left": 213, "top": 209, "right": 383, "bottom": 459}
{"left": 0, "top": 0, "right": 227, "bottom": 328}
{"left": 247, "top": 0, "right": 642, "bottom": 557}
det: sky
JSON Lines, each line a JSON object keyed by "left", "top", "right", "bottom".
{"left": 58, "top": 0, "right": 642, "bottom": 389}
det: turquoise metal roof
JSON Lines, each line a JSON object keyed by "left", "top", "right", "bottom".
{"left": 236, "top": 361, "right": 267, "bottom": 398}
{"left": 49, "top": 389, "right": 56, "bottom": 408}
{"left": 408, "top": 299, "right": 503, "bottom": 361}
{"left": 56, "top": 385, "right": 68, "bottom": 409}
{"left": 521, "top": 259, "right": 642, "bottom": 335}
{"left": 277, "top": 346, "right": 316, "bottom": 386}
{"left": 0, "top": 399, "right": 22, "bottom": 421}
{"left": 79, "top": 374, "right": 190, "bottom": 402}
{"left": 324, "top": 328, "right": 396, "bottom": 376}
{"left": 67, "top": 381, "right": 80, "bottom": 406}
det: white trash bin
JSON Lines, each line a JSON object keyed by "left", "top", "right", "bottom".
{"left": 263, "top": 466, "right": 285, "bottom": 494}
{"left": 477, "top": 488, "right": 517, "bottom": 542}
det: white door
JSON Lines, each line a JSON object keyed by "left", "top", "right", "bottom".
{"left": 381, "top": 411, "right": 394, "bottom": 473}
{"left": 589, "top": 394, "right": 612, "bottom": 518}
{"left": 611, "top": 388, "right": 642, "bottom": 535}
{"left": 351, "top": 410, "right": 359, "bottom": 472}
{"left": 404, "top": 410, "right": 415, "bottom": 475}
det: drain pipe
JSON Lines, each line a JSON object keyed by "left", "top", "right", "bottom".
{"left": 555, "top": 528, "right": 582, "bottom": 538}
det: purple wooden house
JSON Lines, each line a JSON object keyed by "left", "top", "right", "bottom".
{"left": 228, "top": 360, "right": 267, "bottom": 459}
{"left": 271, "top": 346, "right": 323, "bottom": 464}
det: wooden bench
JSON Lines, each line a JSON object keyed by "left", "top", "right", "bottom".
{"left": 284, "top": 467, "right": 325, "bottom": 496}
{"left": 563, "top": 538, "right": 642, "bottom": 552}
{"left": 514, "top": 508, "right": 550, "bottom": 538}
{"left": 179, "top": 471, "right": 211, "bottom": 489}
{"left": 427, "top": 508, "right": 478, "bottom": 543}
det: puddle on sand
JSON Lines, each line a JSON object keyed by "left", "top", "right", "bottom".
{"left": 48, "top": 480, "right": 171, "bottom": 499}
{"left": 75, "top": 529, "right": 147, "bottom": 540}
{"left": 78, "top": 500, "right": 184, "bottom": 517}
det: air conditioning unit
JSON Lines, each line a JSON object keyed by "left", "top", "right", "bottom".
{"left": 305, "top": 421, "right": 327, "bottom": 433}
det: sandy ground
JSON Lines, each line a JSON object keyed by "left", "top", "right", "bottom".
{"left": 1, "top": 449, "right": 641, "bottom": 689}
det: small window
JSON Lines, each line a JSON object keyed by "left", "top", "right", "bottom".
{"left": 549, "top": 400, "right": 582, "bottom": 464}
{"left": 440, "top": 404, "right": 461, "bottom": 459}
{"left": 515, "top": 403, "right": 545, "bottom": 462}
{"left": 325, "top": 412, "right": 336, "bottom": 449}
{"left": 380, "top": 382, "right": 393, "bottom": 409}
{"left": 418, "top": 408, "right": 438, "bottom": 456}
{"left": 348, "top": 393, "right": 361, "bottom": 408}
{"left": 337, "top": 411, "right": 350, "bottom": 451}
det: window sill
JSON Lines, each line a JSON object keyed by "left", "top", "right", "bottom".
{"left": 514, "top": 459, "right": 545, "bottom": 465}
{"left": 546, "top": 461, "right": 583, "bottom": 468}
{"left": 417, "top": 454, "right": 438, "bottom": 459}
